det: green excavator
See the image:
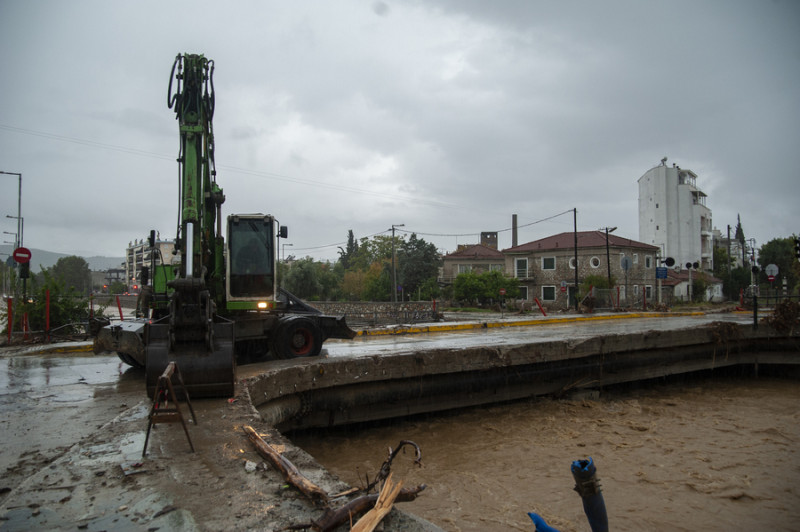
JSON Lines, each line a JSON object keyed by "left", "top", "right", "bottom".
{"left": 94, "top": 53, "right": 355, "bottom": 397}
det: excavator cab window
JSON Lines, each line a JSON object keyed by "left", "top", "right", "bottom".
{"left": 228, "top": 217, "right": 275, "bottom": 299}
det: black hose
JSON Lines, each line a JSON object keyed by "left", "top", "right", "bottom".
{"left": 571, "top": 457, "right": 609, "bottom": 532}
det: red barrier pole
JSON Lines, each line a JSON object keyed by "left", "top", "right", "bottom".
{"left": 6, "top": 297, "right": 11, "bottom": 344}
{"left": 46, "top": 289, "right": 51, "bottom": 342}
{"left": 116, "top": 295, "right": 124, "bottom": 321}
{"left": 642, "top": 286, "right": 647, "bottom": 311}
{"left": 23, "top": 313, "right": 29, "bottom": 340}
{"left": 616, "top": 286, "right": 620, "bottom": 308}
{"left": 534, "top": 297, "right": 547, "bottom": 316}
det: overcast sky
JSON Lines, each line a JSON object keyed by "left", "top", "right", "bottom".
{"left": 1, "top": 0, "right": 798, "bottom": 264}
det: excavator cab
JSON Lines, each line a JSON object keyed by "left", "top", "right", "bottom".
{"left": 226, "top": 214, "right": 282, "bottom": 307}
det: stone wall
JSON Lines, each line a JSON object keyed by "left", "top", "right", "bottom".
{"left": 307, "top": 301, "right": 438, "bottom": 327}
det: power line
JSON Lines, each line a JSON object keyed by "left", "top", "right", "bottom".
{"left": 289, "top": 210, "right": 574, "bottom": 256}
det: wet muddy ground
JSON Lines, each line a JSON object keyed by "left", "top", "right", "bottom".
{"left": 292, "top": 375, "right": 800, "bottom": 532}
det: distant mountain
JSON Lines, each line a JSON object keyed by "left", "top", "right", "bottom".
{"left": 0, "top": 245, "right": 124, "bottom": 272}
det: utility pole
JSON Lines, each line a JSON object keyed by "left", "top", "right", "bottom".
{"left": 391, "top": 224, "right": 404, "bottom": 302}
{"left": 600, "top": 226, "right": 617, "bottom": 287}
{"left": 573, "top": 208, "right": 578, "bottom": 311}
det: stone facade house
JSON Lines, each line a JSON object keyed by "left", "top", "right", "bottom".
{"left": 503, "top": 231, "right": 660, "bottom": 309}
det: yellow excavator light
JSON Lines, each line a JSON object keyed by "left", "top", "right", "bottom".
{"left": 257, "top": 301, "right": 269, "bottom": 309}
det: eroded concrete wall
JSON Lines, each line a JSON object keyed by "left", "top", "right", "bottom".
{"left": 245, "top": 322, "right": 799, "bottom": 431}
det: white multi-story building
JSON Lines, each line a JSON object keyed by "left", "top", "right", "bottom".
{"left": 638, "top": 159, "right": 713, "bottom": 271}
{"left": 125, "top": 235, "right": 176, "bottom": 293}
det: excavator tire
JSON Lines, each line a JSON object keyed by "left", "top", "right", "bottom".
{"left": 145, "top": 321, "right": 236, "bottom": 399}
{"left": 272, "top": 315, "right": 323, "bottom": 359}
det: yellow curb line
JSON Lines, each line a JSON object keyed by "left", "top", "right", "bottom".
{"left": 356, "top": 311, "right": 708, "bottom": 337}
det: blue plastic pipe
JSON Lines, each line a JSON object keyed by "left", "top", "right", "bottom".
{"left": 527, "top": 512, "right": 561, "bottom": 532}
{"left": 571, "top": 457, "right": 609, "bottom": 532}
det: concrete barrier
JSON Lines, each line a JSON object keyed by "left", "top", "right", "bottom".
{"left": 246, "top": 322, "right": 800, "bottom": 431}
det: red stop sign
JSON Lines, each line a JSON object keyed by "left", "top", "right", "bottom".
{"left": 13, "top": 247, "right": 31, "bottom": 264}
{"left": 499, "top": 288, "right": 506, "bottom": 296}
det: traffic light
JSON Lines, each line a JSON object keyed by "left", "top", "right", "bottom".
{"left": 795, "top": 236, "right": 800, "bottom": 260}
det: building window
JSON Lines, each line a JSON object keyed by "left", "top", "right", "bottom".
{"left": 542, "top": 286, "right": 556, "bottom": 301}
{"left": 633, "top": 253, "right": 639, "bottom": 265}
{"left": 569, "top": 257, "right": 577, "bottom": 269}
{"left": 645, "top": 285, "right": 653, "bottom": 298}
{"left": 590, "top": 256, "right": 600, "bottom": 268}
{"left": 490, "top": 264, "right": 504, "bottom": 272}
{"left": 645, "top": 256, "right": 653, "bottom": 268}
{"left": 515, "top": 258, "right": 528, "bottom": 278}
{"left": 518, "top": 286, "right": 528, "bottom": 300}
{"left": 458, "top": 264, "right": 472, "bottom": 274}
{"left": 542, "top": 257, "right": 556, "bottom": 270}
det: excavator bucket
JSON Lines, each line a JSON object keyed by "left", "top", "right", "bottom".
{"left": 93, "top": 319, "right": 147, "bottom": 368}
{"left": 144, "top": 320, "right": 236, "bottom": 399}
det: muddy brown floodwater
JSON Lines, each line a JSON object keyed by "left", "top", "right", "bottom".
{"left": 291, "top": 375, "right": 800, "bottom": 532}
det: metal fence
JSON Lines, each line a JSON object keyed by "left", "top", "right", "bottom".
{"left": 586, "top": 287, "right": 674, "bottom": 311}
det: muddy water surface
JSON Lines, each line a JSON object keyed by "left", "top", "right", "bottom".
{"left": 292, "top": 377, "right": 800, "bottom": 531}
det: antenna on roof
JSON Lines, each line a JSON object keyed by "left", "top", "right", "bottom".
{"left": 660, "top": 156, "right": 668, "bottom": 166}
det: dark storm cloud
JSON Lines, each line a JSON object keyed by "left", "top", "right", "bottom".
{"left": 0, "top": 0, "right": 797, "bottom": 260}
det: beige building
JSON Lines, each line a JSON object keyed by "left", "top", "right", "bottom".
{"left": 439, "top": 244, "right": 505, "bottom": 284}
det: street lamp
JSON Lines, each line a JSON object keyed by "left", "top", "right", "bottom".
{"left": 599, "top": 227, "right": 617, "bottom": 287}
{"left": 282, "top": 243, "right": 293, "bottom": 262}
{"left": 1, "top": 171, "right": 22, "bottom": 247}
{"left": 391, "top": 224, "right": 404, "bottom": 302}
{"left": 5, "top": 215, "right": 23, "bottom": 249}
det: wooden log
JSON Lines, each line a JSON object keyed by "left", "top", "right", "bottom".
{"left": 310, "top": 484, "right": 427, "bottom": 532}
{"left": 351, "top": 473, "right": 404, "bottom": 532}
{"left": 242, "top": 425, "right": 328, "bottom": 504}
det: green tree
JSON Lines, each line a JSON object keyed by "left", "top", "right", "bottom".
{"left": 110, "top": 280, "right": 126, "bottom": 294}
{"left": 580, "top": 274, "right": 614, "bottom": 294}
{"left": 49, "top": 256, "right": 91, "bottom": 296}
{"left": 453, "top": 271, "right": 483, "bottom": 305}
{"left": 728, "top": 266, "right": 753, "bottom": 301}
{"left": 453, "top": 270, "right": 519, "bottom": 306}
{"left": 282, "top": 257, "right": 322, "bottom": 300}
{"left": 417, "top": 277, "right": 441, "bottom": 301}
{"left": 691, "top": 272, "right": 710, "bottom": 302}
{"left": 397, "top": 233, "right": 440, "bottom": 300}
{"left": 337, "top": 230, "right": 359, "bottom": 270}
{"left": 757, "top": 237, "right": 798, "bottom": 293}
{"left": 713, "top": 246, "right": 735, "bottom": 298}
{"left": 350, "top": 235, "right": 397, "bottom": 271}
{"left": 734, "top": 214, "right": 747, "bottom": 266}
{"left": 362, "top": 261, "right": 391, "bottom": 301}
{"left": 3, "top": 270, "right": 91, "bottom": 335}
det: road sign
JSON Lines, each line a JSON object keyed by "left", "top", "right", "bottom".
{"left": 499, "top": 288, "right": 506, "bottom": 296}
{"left": 768, "top": 274, "right": 775, "bottom": 282}
{"left": 656, "top": 267, "right": 668, "bottom": 279}
{"left": 621, "top": 257, "right": 632, "bottom": 271}
{"left": 12, "top": 247, "right": 31, "bottom": 264}
{"left": 765, "top": 264, "right": 779, "bottom": 277}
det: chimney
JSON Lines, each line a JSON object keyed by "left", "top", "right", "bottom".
{"left": 512, "top": 214, "right": 518, "bottom": 247}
